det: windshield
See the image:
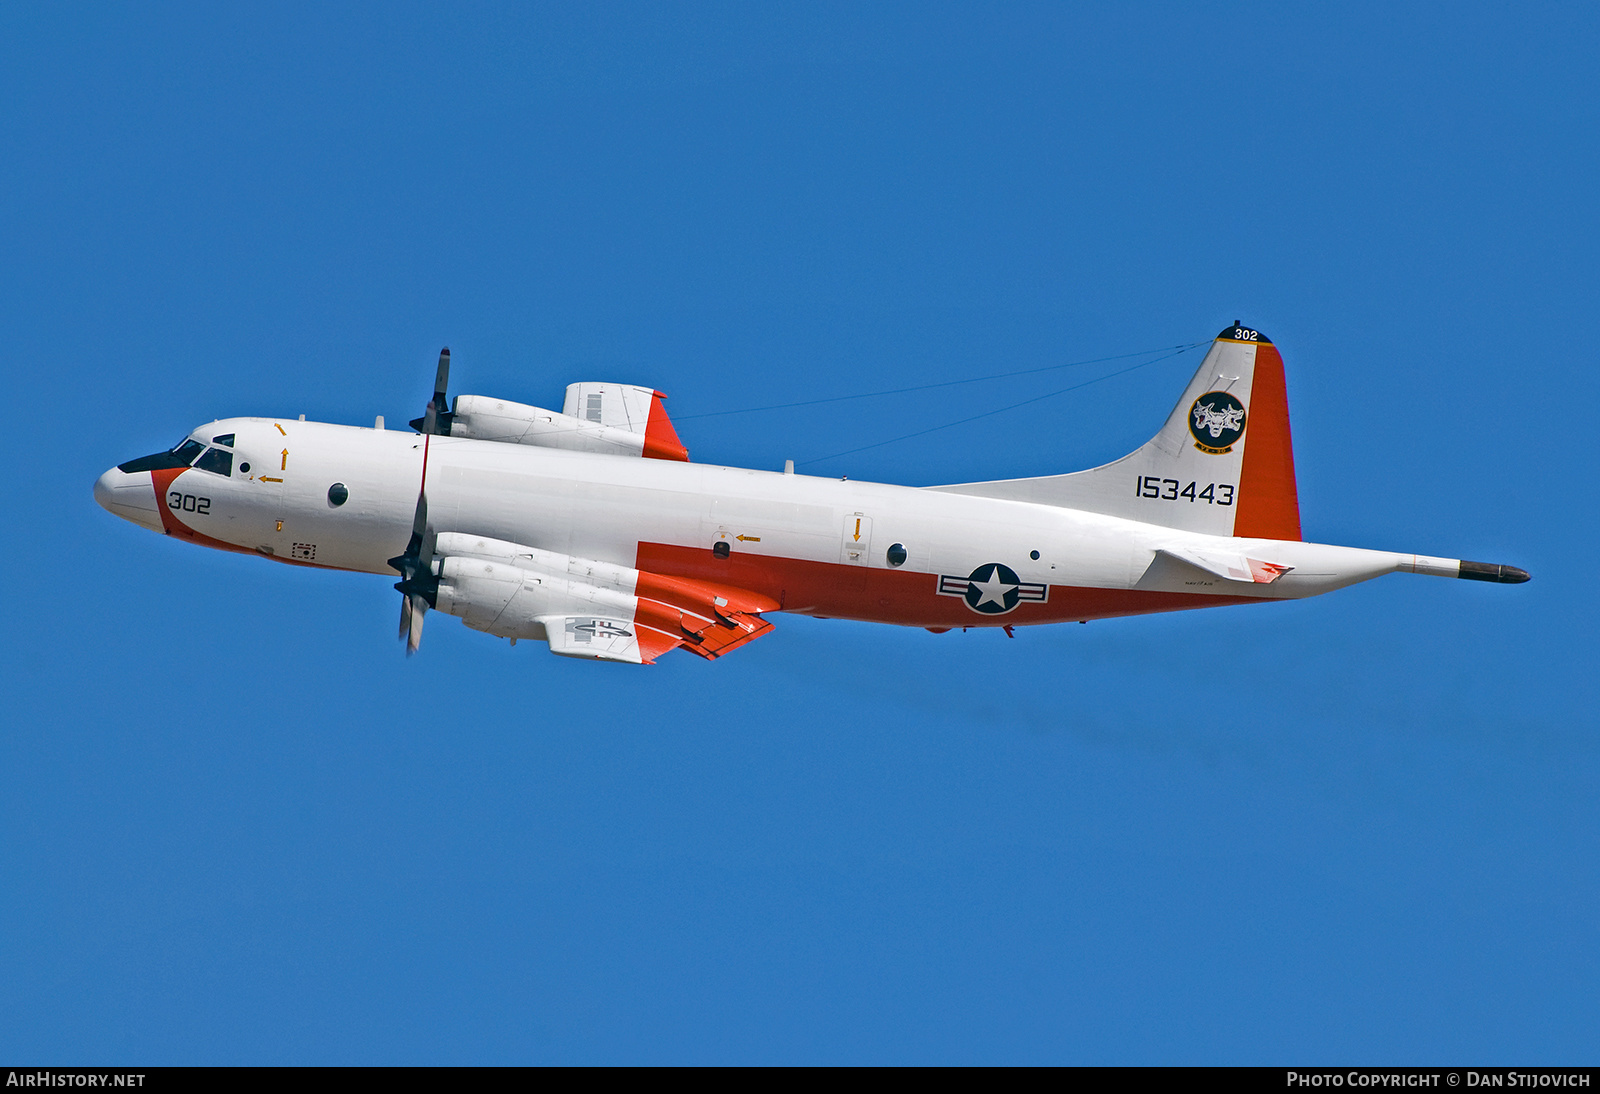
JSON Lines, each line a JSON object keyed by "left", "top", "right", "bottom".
{"left": 117, "top": 438, "right": 207, "bottom": 474}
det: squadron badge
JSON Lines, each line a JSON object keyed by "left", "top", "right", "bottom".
{"left": 1188, "top": 391, "right": 1247, "bottom": 454}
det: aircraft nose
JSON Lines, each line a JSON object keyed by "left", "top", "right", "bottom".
{"left": 94, "top": 467, "right": 164, "bottom": 532}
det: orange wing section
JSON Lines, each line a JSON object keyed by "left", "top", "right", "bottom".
{"left": 642, "top": 391, "right": 690, "bottom": 462}
{"left": 631, "top": 570, "right": 777, "bottom": 662}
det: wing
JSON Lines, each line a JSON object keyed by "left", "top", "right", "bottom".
{"left": 561, "top": 382, "right": 688, "bottom": 461}
{"left": 429, "top": 533, "right": 773, "bottom": 664}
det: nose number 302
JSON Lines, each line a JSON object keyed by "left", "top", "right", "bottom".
{"left": 167, "top": 492, "right": 211, "bottom": 514}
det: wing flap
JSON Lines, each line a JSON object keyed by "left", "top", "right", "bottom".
{"left": 678, "top": 611, "right": 775, "bottom": 660}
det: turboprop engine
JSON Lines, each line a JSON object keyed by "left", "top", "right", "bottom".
{"left": 435, "top": 555, "right": 637, "bottom": 637}
{"left": 451, "top": 395, "right": 653, "bottom": 458}
{"left": 450, "top": 383, "right": 689, "bottom": 461}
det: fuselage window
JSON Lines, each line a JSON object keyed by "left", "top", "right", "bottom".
{"left": 194, "top": 447, "right": 234, "bottom": 476}
{"left": 211, "top": 433, "right": 236, "bottom": 447}
{"left": 327, "top": 483, "right": 349, "bottom": 507}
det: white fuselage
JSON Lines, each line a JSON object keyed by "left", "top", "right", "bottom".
{"left": 96, "top": 414, "right": 1441, "bottom": 632}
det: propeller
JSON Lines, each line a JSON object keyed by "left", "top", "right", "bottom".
{"left": 388, "top": 494, "right": 435, "bottom": 655}
{"left": 388, "top": 347, "right": 453, "bottom": 655}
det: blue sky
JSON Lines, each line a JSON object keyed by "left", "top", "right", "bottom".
{"left": 3, "top": 3, "right": 1595, "bottom": 1063}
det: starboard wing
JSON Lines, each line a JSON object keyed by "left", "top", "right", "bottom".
{"left": 561, "top": 382, "right": 688, "bottom": 461}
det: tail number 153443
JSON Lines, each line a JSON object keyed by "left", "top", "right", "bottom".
{"left": 1135, "top": 476, "right": 1233, "bottom": 505}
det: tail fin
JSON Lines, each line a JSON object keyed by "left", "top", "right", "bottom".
{"left": 931, "top": 323, "right": 1301, "bottom": 540}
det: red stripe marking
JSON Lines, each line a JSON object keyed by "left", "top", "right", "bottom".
{"left": 150, "top": 467, "right": 252, "bottom": 556}
{"left": 148, "top": 467, "right": 360, "bottom": 572}
{"left": 636, "top": 542, "right": 1268, "bottom": 627}
{"left": 419, "top": 432, "right": 431, "bottom": 497}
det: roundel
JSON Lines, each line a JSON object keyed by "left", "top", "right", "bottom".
{"left": 964, "top": 563, "right": 1022, "bottom": 614}
{"left": 1188, "top": 391, "right": 1247, "bottom": 453}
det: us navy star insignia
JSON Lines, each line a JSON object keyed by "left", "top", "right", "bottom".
{"left": 936, "top": 563, "right": 1049, "bottom": 615}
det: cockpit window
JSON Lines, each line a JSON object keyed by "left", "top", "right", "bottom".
{"left": 211, "top": 433, "right": 235, "bottom": 447}
{"left": 194, "top": 447, "right": 234, "bottom": 476}
{"left": 117, "top": 438, "right": 206, "bottom": 474}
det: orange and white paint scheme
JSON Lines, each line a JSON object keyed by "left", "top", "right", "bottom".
{"left": 94, "top": 324, "right": 1528, "bottom": 665}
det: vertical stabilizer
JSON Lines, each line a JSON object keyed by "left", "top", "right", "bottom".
{"left": 930, "top": 323, "right": 1301, "bottom": 540}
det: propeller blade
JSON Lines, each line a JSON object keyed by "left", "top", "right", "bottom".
{"left": 432, "top": 347, "right": 450, "bottom": 406}
{"left": 399, "top": 593, "right": 413, "bottom": 642}
{"left": 414, "top": 492, "right": 428, "bottom": 535}
{"left": 387, "top": 494, "right": 429, "bottom": 576}
{"left": 411, "top": 347, "right": 453, "bottom": 435}
{"left": 406, "top": 594, "right": 426, "bottom": 655}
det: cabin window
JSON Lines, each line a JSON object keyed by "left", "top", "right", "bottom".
{"left": 194, "top": 447, "right": 234, "bottom": 476}
{"left": 886, "top": 543, "right": 907, "bottom": 567}
{"left": 328, "top": 483, "right": 349, "bottom": 507}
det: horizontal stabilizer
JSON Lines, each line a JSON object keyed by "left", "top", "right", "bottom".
{"left": 1156, "top": 546, "right": 1292, "bottom": 584}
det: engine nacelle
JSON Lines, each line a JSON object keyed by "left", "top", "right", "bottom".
{"left": 433, "top": 533, "right": 640, "bottom": 592}
{"left": 451, "top": 395, "right": 649, "bottom": 459}
{"left": 433, "top": 555, "right": 640, "bottom": 641}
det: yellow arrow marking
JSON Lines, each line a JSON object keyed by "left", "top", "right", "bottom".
{"left": 275, "top": 520, "right": 283, "bottom": 532}
{"left": 736, "top": 534, "right": 761, "bottom": 542}
{"left": 280, "top": 449, "right": 288, "bottom": 471}
{"left": 853, "top": 518, "right": 861, "bottom": 542}
{"left": 274, "top": 423, "right": 286, "bottom": 436}
{"left": 260, "top": 476, "right": 283, "bottom": 483}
